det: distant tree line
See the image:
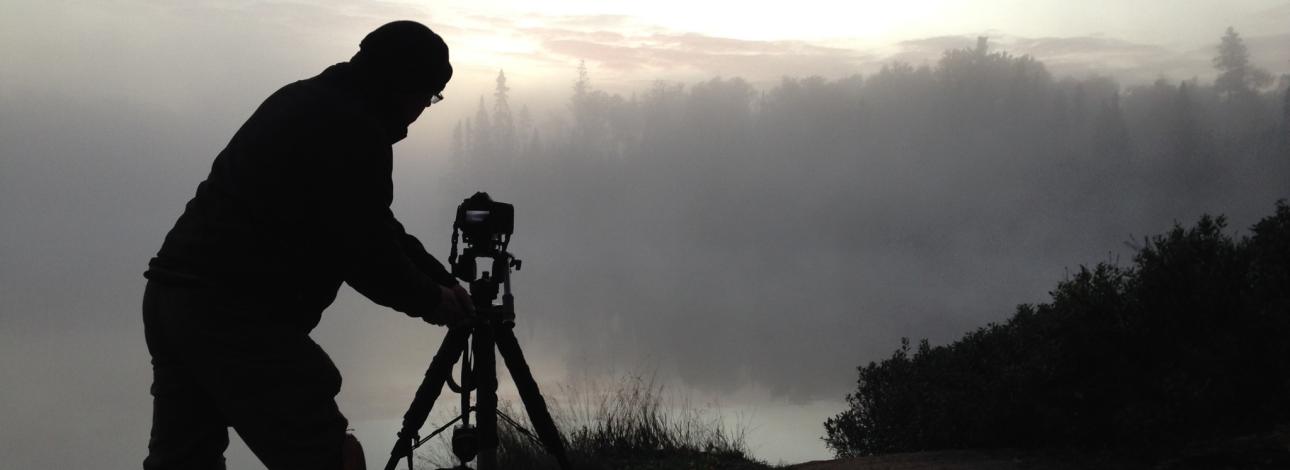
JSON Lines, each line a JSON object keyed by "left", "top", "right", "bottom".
{"left": 457, "top": 28, "right": 1288, "bottom": 181}
{"left": 455, "top": 28, "right": 1289, "bottom": 245}
{"left": 822, "top": 199, "right": 1290, "bottom": 456}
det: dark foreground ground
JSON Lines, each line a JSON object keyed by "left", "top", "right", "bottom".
{"left": 786, "top": 428, "right": 1290, "bottom": 470}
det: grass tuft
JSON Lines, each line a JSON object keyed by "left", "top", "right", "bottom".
{"left": 421, "top": 374, "right": 773, "bottom": 469}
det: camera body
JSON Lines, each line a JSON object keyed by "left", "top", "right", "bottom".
{"left": 450, "top": 192, "right": 517, "bottom": 285}
{"left": 454, "top": 192, "right": 513, "bottom": 251}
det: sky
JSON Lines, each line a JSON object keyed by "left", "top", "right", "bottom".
{"left": 433, "top": 0, "right": 1290, "bottom": 88}
{"left": 1, "top": 0, "right": 1288, "bottom": 468}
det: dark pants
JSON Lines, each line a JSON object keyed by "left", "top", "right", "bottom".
{"left": 142, "top": 280, "right": 348, "bottom": 470}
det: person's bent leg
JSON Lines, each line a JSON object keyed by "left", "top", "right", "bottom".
{"left": 147, "top": 283, "right": 351, "bottom": 469}
{"left": 197, "top": 320, "right": 349, "bottom": 470}
{"left": 142, "top": 368, "right": 231, "bottom": 470}
{"left": 227, "top": 381, "right": 348, "bottom": 470}
{"left": 142, "top": 281, "right": 231, "bottom": 470}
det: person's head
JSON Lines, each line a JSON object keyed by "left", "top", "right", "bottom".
{"left": 351, "top": 21, "right": 453, "bottom": 127}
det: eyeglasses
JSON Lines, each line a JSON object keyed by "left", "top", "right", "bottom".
{"left": 429, "top": 93, "right": 445, "bottom": 106}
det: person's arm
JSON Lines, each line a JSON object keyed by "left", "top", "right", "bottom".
{"left": 396, "top": 221, "right": 475, "bottom": 322}
{"left": 389, "top": 218, "right": 457, "bottom": 285}
{"left": 320, "top": 139, "right": 451, "bottom": 321}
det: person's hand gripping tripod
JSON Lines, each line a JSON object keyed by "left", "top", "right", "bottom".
{"left": 421, "top": 284, "right": 475, "bottom": 328}
{"left": 384, "top": 193, "right": 572, "bottom": 470}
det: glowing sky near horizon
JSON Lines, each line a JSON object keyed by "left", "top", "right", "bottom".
{"left": 430, "top": 0, "right": 1286, "bottom": 43}
{"left": 3, "top": 0, "right": 1288, "bottom": 104}
{"left": 408, "top": 0, "right": 1290, "bottom": 92}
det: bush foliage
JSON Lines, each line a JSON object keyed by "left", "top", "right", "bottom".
{"left": 824, "top": 201, "right": 1290, "bottom": 457}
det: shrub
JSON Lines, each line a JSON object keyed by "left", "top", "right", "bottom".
{"left": 825, "top": 201, "right": 1290, "bottom": 456}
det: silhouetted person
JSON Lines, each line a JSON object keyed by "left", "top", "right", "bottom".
{"left": 141, "top": 21, "right": 469, "bottom": 470}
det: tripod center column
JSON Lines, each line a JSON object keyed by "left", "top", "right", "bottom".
{"left": 471, "top": 320, "right": 500, "bottom": 470}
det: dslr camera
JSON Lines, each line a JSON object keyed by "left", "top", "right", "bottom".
{"left": 450, "top": 192, "right": 515, "bottom": 283}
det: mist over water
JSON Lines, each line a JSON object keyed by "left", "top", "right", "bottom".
{"left": 2, "top": 2, "right": 1289, "bottom": 467}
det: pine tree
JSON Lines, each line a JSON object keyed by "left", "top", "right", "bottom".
{"left": 573, "top": 60, "right": 590, "bottom": 101}
{"left": 1282, "top": 84, "right": 1290, "bottom": 151}
{"left": 569, "top": 60, "right": 604, "bottom": 156}
{"left": 492, "top": 70, "right": 515, "bottom": 159}
{"left": 451, "top": 121, "right": 464, "bottom": 163}
{"left": 1092, "top": 92, "right": 1130, "bottom": 164}
{"left": 571, "top": 60, "right": 592, "bottom": 143}
{"left": 527, "top": 129, "right": 542, "bottom": 158}
{"left": 1169, "top": 82, "right": 1216, "bottom": 186}
{"left": 472, "top": 96, "right": 492, "bottom": 159}
{"left": 462, "top": 118, "right": 473, "bottom": 155}
{"left": 517, "top": 105, "right": 534, "bottom": 158}
{"left": 1213, "top": 27, "right": 1272, "bottom": 101}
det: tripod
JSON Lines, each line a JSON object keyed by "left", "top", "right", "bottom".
{"left": 383, "top": 246, "right": 572, "bottom": 470}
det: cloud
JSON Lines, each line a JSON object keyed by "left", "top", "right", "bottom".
{"left": 1006, "top": 35, "right": 1187, "bottom": 80}
{"left": 539, "top": 13, "right": 637, "bottom": 29}
{"left": 534, "top": 30, "right": 869, "bottom": 84}
{"left": 1010, "top": 35, "right": 1168, "bottom": 58}
{"left": 895, "top": 35, "right": 980, "bottom": 54}
{"left": 873, "top": 33, "right": 1266, "bottom": 84}
{"left": 442, "top": 13, "right": 1285, "bottom": 87}
{"left": 437, "top": 13, "right": 870, "bottom": 85}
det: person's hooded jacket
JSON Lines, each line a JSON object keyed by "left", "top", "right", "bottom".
{"left": 146, "top": 62, "right": 454, "bottom": 331}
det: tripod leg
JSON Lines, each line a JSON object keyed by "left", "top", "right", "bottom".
{"left": 473, "top": 323, "right": 499, "bottom": 470}
{"left": 383, "top": 327, "right": 471, "bottom": 470}
{"left": 495, "top": 328, "right": 573, "bottom": 470}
